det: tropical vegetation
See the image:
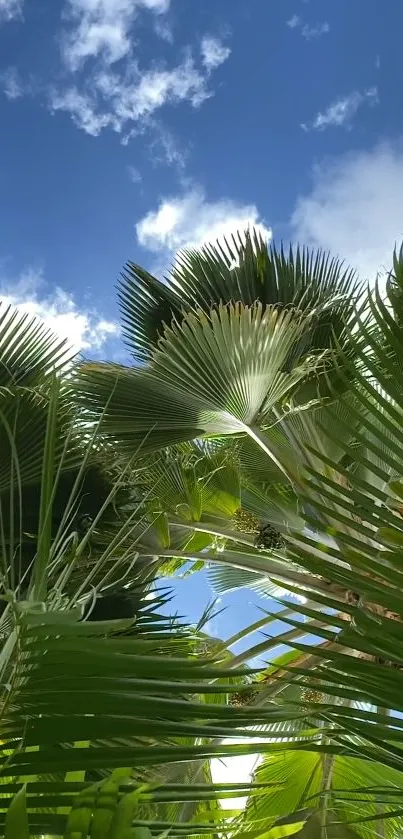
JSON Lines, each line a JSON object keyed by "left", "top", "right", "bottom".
{"left": 2, "top": 231, "right": 403, "bottom": 837}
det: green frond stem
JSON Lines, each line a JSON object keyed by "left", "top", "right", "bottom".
{"left": 222, "top": 606, "right": 297, "bottom": 650}
{"left": 149, "top": 548, "right": 347, "bottom": 601}
{"left": 225, "top": 618, "right": 330, "bottom": 670}
{"left": 31, "top": 378, "right": 60, "bottom": 602}
{"left": 245, "top": 424, "right": 301, "bottom": 485}
{"left": 168, "top": 518, "right": 256, "bottom": 548}
{"left": 320, "top": 751, "right": 335, "bottom": 838}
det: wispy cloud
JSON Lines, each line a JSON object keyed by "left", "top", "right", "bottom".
{"left": 3, "top": 0, "right": 230, "bottom": 167}
{"left": 0, "top": 266, "right": 119, "bottom": 354}
{"left": 286, "top": 14, "right": 301, "bottom": 29}
{"left": 62, "top": 0, "right": 170, "bottom": 70}
{"left": 49, "top": 53, "right": 213, "bottom": 137}
{"left": 287, "top": 14, "right": 329, "bottom": 40}
{"left": 303, "top": 87, "right": 378, "bottom": 131}
{"left": 291, "top": 142, "right": 403, "bottom": 281}
{"left": 0, "top": 66, "right": 23, "bottom": 99}
{"left": 127, "top": 165, "right": 142, "bottom": 183}
{"left": 200, "top": 35, "right": 231, "bottom": 71}
{"left": 0, "top": 0, "right": 23, "bottom": 23}
{"left": 136, "top": 186, "right": 271, "bottom": 256}
{"left": 44, "top": 2, "right": 229, "bottom": 148}
{"left": 301, "top": 21, "right": 329, "bottom": 40}
{"left": 148, "top": 121, "right": 188, "bottom": 170}
{"left": 154, "top": 15, "right": 173, "bottom": 42}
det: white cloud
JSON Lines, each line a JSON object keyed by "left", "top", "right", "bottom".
{"left": 0, "top": 66, "right": 23, "bottom": 99}
{"left": 153, "top": 15, "right": 173, "bottom": 42}
{"left": 50, "top": 53, "right": 212, "bottom": 138}
{"left": 301, "top": 21, "right": 329, "bottom": 40}
{"left": 116, "top": 56, "right": 210, "bottom": 115}
{"left": 291, "top": 142, "right": 403, "bottom": 280}
{"left": 63, "top": 0, "right": 170, "bottom": 70}
{"left": 0, "top": 0, "right": 22, "bottom": 23}
{"left": 287, "top": 15, "right": 329, "bottom": 39}
{"left": 286, "top": 14, "right": 301, "bottom": 28}
{"left": 65, "top": 20, "right": 131, "bottom": 69}
{"left": 39, "top": 2, "right": 228, "bottom": 151}
{"left": 303, "top": 87, "right": 378, "bottom": 131}
{"left": 0, "top": 267, "right": 119, "bottom": 354}
{"left": 5, "top": 0, "right": 227, "bottom": 157}
{"left": 127, "top": 164, "right": 142, "bottom": 183}
{"left": 49, "top": 87, "right": 113, "bottom": 135}
{"left": 140, "top": 0, "right": 169, "bottom": 10}
{"left": 148, "top": 120, "right": 188, "bottom": 169}
{"left": 200, "top": 36, "right": 231, "bottom": 72}
{"left": 136, "top": 187, "right": 271, "bottom": 255}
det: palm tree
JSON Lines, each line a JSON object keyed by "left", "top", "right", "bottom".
{"left": 74, "top": 234, "right": 403, "bottom": 837}
{"left": 75, "top": 231, "right": 365, "bottom": 604}
{"left": 0, "top": 301, "right": 313, "bottom": 838}
{"left": 4, "top": 240, "right": 403, "bottom": 836}
{"left": 228, "top": 250, "right": 403, "bottom": 837}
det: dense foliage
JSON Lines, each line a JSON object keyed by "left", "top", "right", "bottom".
{"left": 2, "top": 231, "right": 403, "bottom": 837}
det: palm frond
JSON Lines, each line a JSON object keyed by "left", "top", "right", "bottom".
{"left": 119, "top": 231, "right": 360, "bottom": 364}
{"left": 0, "top": 602, "right": 316, "bottom": 837}
{"left": 0, "top": 301, "right": 73, "bottom": 385}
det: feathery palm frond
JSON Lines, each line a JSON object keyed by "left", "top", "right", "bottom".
{"left": 232, "top": 249, "right": 403, "bottom": 838}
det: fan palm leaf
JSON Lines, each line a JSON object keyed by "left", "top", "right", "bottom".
{"left": 77, "top": 302, "right": 325, "bottom": 482}
{"left": 119, "top": 230, "right": 360, "bottom": 365}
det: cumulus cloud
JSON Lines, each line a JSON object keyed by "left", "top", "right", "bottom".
{"left": 0, "top": 0, "right": 22, "bottom": 23}
{"left": 135, "top": 187, "right": 271, "bottom": 255}
{"left": 303, "top": 87, "right": 378, "bottom": 131}
{"left": 200, "top": 35, "right": 231, "bottom": 71}
{"left": 0, "top": 267, "right": 119, "bottom": 354}
{"left": 291, "top": 142, "right": 403, "bottom": 280}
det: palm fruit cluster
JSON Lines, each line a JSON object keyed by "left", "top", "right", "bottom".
{"left": 254, "top": 523, "right": 286, "bottom": 550}
{"left": 230, "top": 686, "right": 259, "bottom": 706}
{"left": 301, "top": 679, "right": 324, "bottom": 704}
{"left": 232, "top": 508, "right": 285, "bottom": 550}
{"left": 232, "top": 508, "right": 260, "bottom": 534}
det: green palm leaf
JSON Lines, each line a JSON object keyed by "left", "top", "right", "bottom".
{"left": 77, "top": 303, "right": 319, "bottom": 480}
{"left": 0, "top": 604, "right": 313, "bottom": 837}
{"left": 119, "top": 231, "right": 359, "bottom": 364}
{"left": 0, "top": 302, "right": 73, "bottom": 386}
{"left": 148, "top": 303, "right": 319, "bottom": 431}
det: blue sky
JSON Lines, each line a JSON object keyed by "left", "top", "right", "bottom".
{"left": 1, "top": 0, "right": 402, "bottom": 636}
